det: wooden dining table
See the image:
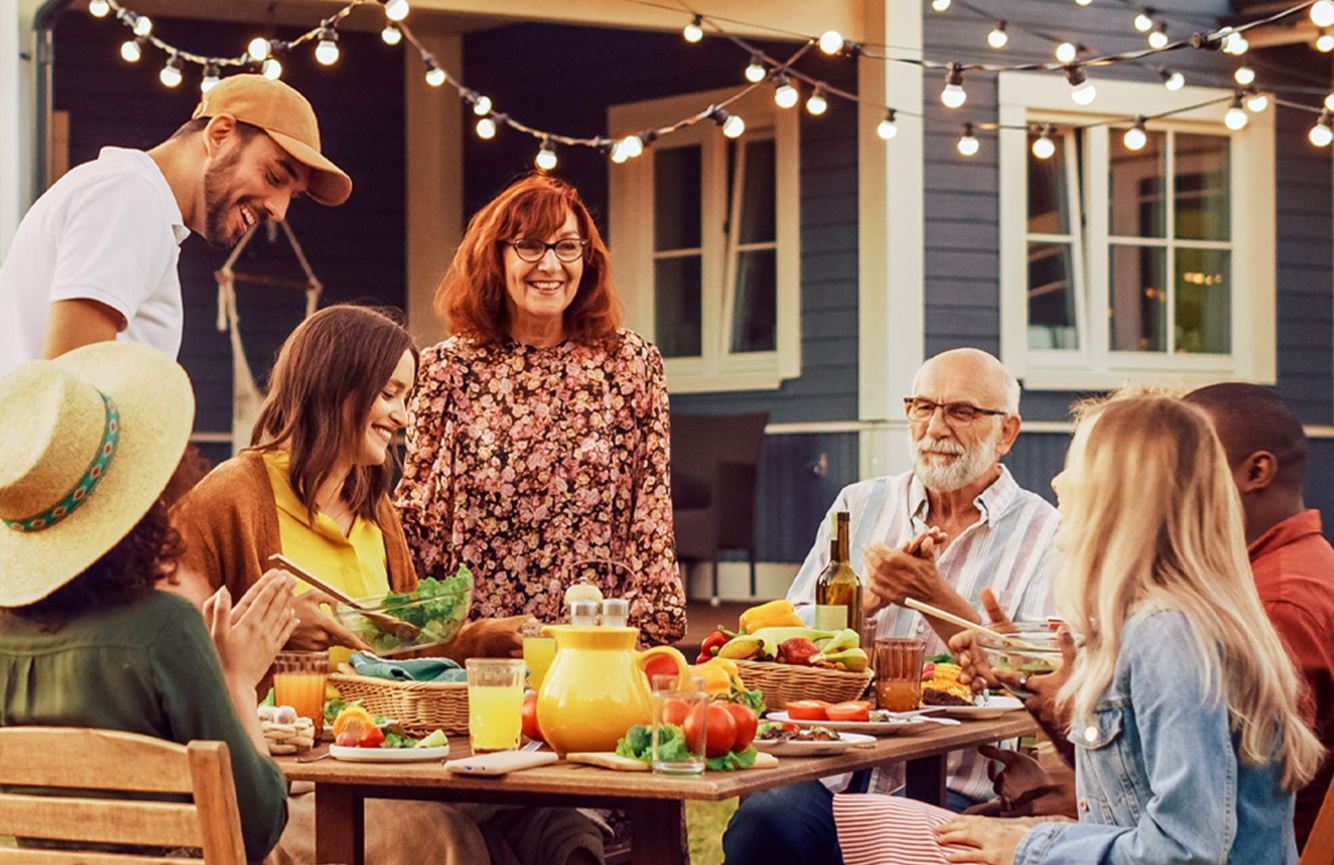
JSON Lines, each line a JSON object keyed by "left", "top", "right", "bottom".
{"left": 278, "top": 712, "right": 1036, "bottom": 865}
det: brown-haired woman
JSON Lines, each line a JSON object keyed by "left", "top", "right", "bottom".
{"left": 396, "top": 173, "right": 686, "bottom": 646}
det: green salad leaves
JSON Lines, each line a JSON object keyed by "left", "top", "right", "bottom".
{"left": 359, "top": 566, "right": 474, "bottom": 653}
{"left": 614, "top": 724, "right": 757, "bottom": 771}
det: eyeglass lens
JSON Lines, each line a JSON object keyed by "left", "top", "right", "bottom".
{"left": 511, "top": 239, "right": 585, "bottom": 262}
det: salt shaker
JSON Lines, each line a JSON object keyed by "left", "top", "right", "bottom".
{"left": 601, "top": 598, "right": 629, "bottom": 628}
{"left": 569, "top": 599, "right": 599, "bottom": 627}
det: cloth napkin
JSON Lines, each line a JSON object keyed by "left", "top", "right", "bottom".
{"left": 349, "top": 652, "right": 468, "bottom": 683}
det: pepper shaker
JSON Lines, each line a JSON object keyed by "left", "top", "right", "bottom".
{"left": 601, "top": 598, "right": 629, "bottom": 628}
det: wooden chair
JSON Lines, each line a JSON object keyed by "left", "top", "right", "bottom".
{"left": 1299, "top": 770, "right": 1334, "bottom": 865}
{"left": 0, "top": 727, "right": 247, "bottom": 865}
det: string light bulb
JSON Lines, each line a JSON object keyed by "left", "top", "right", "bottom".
{"left": 819, "top": 30, "right": 844, "bottom": 55}
{"left": 1222, "top": 32, "right": 1249, "bottom": 55}
{"left": 381, "top": 0, "right": 410, "bottom": 22}
{"left": 119, "top": 37, "right": 144, "bottom": 63}
{"left": 610, "top": 142, "right": 629, "bottom": 164}
{"left": 132, "top": 13, "right": 152, "bottom": 37}
{"left": 773, "top": 74, "right": 799, "bottom": 109}
{"left": 1055, "top": 42, "right": 1078, "bottom": 63}
{"left": 941, "top": 64, "right": 967, "bottom": 109}
{"left": 1161, "top": 69, "right": 1184, "bottom": 91}
{"left": 931, "top": 0, "right": 951, "bottom": 11}
{"left": 201, "top": 63, "right": 220, "bottom": 93}
{"left": 476, "top": 116, "right": 497, "bottom": 140}
{"left": 315, "top": 26, "right": 340, "bottom": 66}
{"left": 987, "top": 21, "right": 1009, "bottom": 49}
{"left": 1148, "top": 25, "right": 1168, "bottom": 49}
{"left": 709, "top": 106, "right": 746, "bottom": 139}
{"left": 1123, "top": 116, "right": 1148, "bottom": 151}
{"left": 957, "top": 123, "right": 979, "bottom": 156}
{"left": 262, "top": 57, "right": 282, "bottom": 80}
{"left": 88, "top": 0, "right": 110, "bottom": 17}
{"left": 473, "top": 94, "right": 492, "bottom": 115}
{"left": 424, "top": 56, "right": 446, "bottom": 87}
{"left": 535, "top": 138, "right": 558, "bottom": 171}
{"left": 1066, "top": 65, "right": 1096, "bottom": 105}
{"left": 247, "top": 37, "right": 270, "bottom": 62}
{"left": 381, "top": 25, "right": 402, "bottom": 45}
{"left": 1224, "top": 93, "right": 1249, "bottom": 130}
{"left": 1246, "top": 89, "right": 1268, "bottom": 113}
{"left": 877, "top": 109, "right": 898, "bottom": 141}
{"left": 806, "top": 85, "right": 828, "bottom": 116}
{"left": 619, "top": 134, "right": 644, "bottom": 159}
{"left": 683, "top": 15, "right": 703, "bottom": 43}
{"left": 1075, "top": 0, "right": 1092, "bottom": 6}
{"left": 1326, "top": 93, "right": 1334, "bottom": 111}
{"left": 1234, "top": 66, "right": 1255, "bottom": 86}
{"left": 1133, "top": 11, "right": 1154, "bottom": 32}
{"left": 1032, "top": 125, "right": 1056, "bottom": 159}
{"left": 1310, "top": 110, "right": 1334, "bottom": 147}
{"left": 1318, "top": 30, "right": 1334, "bottom": 52}
{"left": 745, "top": 54, "right": 766, "bottom": 83}
{"left": 1313, "top": 0, "right": 1334, "bottom": 28}
{"left": 159, "top": 54, "right": 183, "bottom": 88}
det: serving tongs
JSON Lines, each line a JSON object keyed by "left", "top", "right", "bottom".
{"left": 268, "top": 553, "right": 421, "bottom": 641}
{"left": 903, "top": 597, "right": 1052, "bottom": 653}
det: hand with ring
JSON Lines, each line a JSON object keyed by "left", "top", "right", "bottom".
{"left": 1018, "top": 673, "right": 1031, "bottom": 692}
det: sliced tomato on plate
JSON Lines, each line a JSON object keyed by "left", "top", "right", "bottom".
{"left": 785, "top": 699, "right": 831, "bottom": 721}
{"left": 826, "top": 701, "right": 872, "bottom": 723}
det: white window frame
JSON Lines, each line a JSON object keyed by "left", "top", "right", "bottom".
{"left": 998, "top": 71, "right": 1276, "bottom": 391}
{"left": 609, "top": 86, "right": 801, "bottom": 393}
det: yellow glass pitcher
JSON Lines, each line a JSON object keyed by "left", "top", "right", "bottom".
{"left": 536, "top": 625, "right": 689, "bottom": 756}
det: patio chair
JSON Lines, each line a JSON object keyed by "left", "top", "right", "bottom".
{"left": 670, "top": 411, "right": 768, "bottom": 602}
{"left": 0, "top": 727, "right": 247, "bottom": 864}
{"left": 1300, "top": 770, "right": 1334, "bottom": 865}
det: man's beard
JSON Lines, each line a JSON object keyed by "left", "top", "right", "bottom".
{"left": 201, "top": 146, "right": 252, "bottom": 248}
{"left": 911, "top": 427, "right": 1000, "bottom": 493}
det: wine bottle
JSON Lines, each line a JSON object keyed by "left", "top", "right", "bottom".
{"left": 814, "top": 510, "right": 862, "bottom": 631}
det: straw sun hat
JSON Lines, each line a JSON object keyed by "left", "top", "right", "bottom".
{"left": 0, "top": 342, "right": 194, "bottom": 607}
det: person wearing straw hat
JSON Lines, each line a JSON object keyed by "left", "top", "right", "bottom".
{"left": 0, "top": 73, "right": 352, "bottom": 376}
{"left": 0, "top": 341, "right": 295, "bottom": 862}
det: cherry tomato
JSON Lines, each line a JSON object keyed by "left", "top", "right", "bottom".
{"left": 785, "top": 700, "right": 831, "bottom": 721}
{"left": 644, "top": 654, "right": 682, "bottom": 687}
{"left": 684, "top": 703, "right": 737, "bottom": 758}
{"left": 723, "top": 703, "right": 758, "bottom": 751}
{"left": 661, "top": 698, "right": 691, "bottom": 728}
{"left": 358, "top": 725, "right": 386, "bottom": 748}
{"left": 826, "top": 701, "right": 872, "bottom": 723}
{"left": 334, "top": 732, "right": 358, "bottom": 748}
{"left": 522, "top": 691, "right": 542, "bottom": 741}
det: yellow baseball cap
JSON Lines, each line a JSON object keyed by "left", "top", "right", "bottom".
{"left": 192, "top": 74, "right": 352, "bottom": 206}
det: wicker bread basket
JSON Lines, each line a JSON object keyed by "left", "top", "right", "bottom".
{"left": 329, "top": 673, "right": 470, "bottom": 736}
{"left": 734, "top": 660, "right": 874, "bottom": 711}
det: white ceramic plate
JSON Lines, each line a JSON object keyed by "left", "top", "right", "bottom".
{"left": 766, "top": 711, "right": 927, "bottom": 736}
{"left": 932, "top": 695, "right": 1024, "bottom": 720}
{"left": 752, "top": 731, "right": 876, "bottom": 756}
{"left": 329, "top": 744, "right": 450, "bottom": 762}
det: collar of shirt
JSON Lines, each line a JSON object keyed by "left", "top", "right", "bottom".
{"left": 97, "top": 147, "right": 190, "bottom": 245}
{"left": 908, "top": 464, "right": 1021, "bottom": 533}
{"left": 262, "top": 449, "right": 356, "bottom": 540}
{"left": 1247, "top": 508, "right": 1324, "bottom": 564}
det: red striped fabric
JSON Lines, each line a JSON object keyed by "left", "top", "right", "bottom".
{"left": 832, "top": 794, "right": 959, "bottom": 865}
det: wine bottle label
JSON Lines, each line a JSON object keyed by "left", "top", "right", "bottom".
{"left": 814, "top": 604, "right": 848, "bottom": 631}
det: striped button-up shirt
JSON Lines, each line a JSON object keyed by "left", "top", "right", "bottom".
{"left": 786, "top": 465, "right": 1060, "bottom": 801}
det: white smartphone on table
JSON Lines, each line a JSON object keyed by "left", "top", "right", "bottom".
{"left": 444, "top": 750, "right": 558, "bottom": 776}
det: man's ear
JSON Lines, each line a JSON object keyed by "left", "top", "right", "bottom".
{"left": 994, "top": 414, "right": 1022, "bottom": 457}
{"left": 1238, "top": 450, "right": 1278, "bottom": 493}
{"left": 202, "top": 114, "right": 237, "bottom": 156}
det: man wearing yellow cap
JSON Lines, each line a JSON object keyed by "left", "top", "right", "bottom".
{"left": 0, "top": 74, "right": 351, "bottom": 376}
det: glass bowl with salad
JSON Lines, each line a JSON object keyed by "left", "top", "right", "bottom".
{"left": 973, "top": 623, "right": 1068, "bottom": 676}
{"left": 335, "top": 568, "right": 473, "bottom": 656}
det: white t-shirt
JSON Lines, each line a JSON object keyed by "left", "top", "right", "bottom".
{"left": 0, "top": 147, "right": 190, "bottom": 375}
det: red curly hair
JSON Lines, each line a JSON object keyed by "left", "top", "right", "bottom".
{"left": 435, "top": 174, "right": 622, "bottom": 345}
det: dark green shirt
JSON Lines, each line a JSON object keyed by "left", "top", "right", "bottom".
{"left": 0, "top": 591, "right": 287, "bottom": 861}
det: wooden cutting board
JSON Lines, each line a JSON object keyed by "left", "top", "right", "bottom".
{"left": 564, "top": 751, "right": 779, "bottom": 771}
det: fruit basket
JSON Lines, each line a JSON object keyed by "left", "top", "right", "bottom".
{"left": 328, "top": 673, "right": 470, "bottom": 736}
{"left": 733, "top": 660, "right": 873, "bottom": 711}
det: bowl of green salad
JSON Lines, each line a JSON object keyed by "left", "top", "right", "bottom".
{"left": 336, "top": 566, "right": 473, "bottom": 656}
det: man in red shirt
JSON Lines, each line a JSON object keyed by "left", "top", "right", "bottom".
{"left": 1185, "top": 383, "right": 1334, "bottom": 850}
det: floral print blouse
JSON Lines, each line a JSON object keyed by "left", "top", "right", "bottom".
{"left": 396, "top": 329, "right": 686, "bottom": 646}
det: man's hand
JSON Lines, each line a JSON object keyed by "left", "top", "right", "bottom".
{"left": 863, "top": 529, "right": 948, "bottom": 618}
{"left": 204, "top": 570, "right": 299, "bottom": 689}
{"left": 949, "top": 588, "right": 1010, "bottom": 692}
{"left": 285, "top": 588, "right": 375, "bottom": 653}
{"left": 864, "top": 538, "right": 979, "bottom": 642}
{"left": 933, "top": 815, "right": 1031, "bottom": 864}
{"left": 975, "top": 745, "right": 1078, "bottom": 819}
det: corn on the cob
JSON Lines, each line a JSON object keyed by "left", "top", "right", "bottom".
{"left": 922, "top": 663, "right": 971, "bottom": 701}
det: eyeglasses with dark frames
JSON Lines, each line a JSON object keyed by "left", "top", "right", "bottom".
{"left": 504, "top": 238, "right": 588, "bottom": 263}
{"left": 903, "top": 398, "right": 1008, "bottom": 426}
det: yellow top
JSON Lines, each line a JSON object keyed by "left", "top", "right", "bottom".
{"left": 262, "top": 450, "right": 390, "bottom": 669}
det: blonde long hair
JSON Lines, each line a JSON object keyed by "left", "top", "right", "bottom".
{"left": 1055, "top": 396, "right": 1323, "bottom": 790}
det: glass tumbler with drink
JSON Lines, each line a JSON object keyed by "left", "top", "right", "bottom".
{"left": 650, "top": 673, "right": 708, "bottom": 775}
{"left": 272, "top": 650, "right": 329, "bottom": 730}
{"left": 466, "top": 658, "right": 526, "bottom": 754}
{"left": 874, "top": 638, "right": 926, "bottom": 712}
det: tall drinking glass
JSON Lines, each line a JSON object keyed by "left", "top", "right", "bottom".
{"left": 874, "top": 638, "right": 925, "bottom": 712}
{"left": 272, "top": 650, "right": 329, "bottom": 730}
{"left": 650, "top": 673, "right": 707, "bottom": 775}
{"left": 466, "top": 658, "right": 526, "bottom": 754}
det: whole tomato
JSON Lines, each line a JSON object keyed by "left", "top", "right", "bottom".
{"left": 684, "top": 703, "right": 737, "bottom": 758}
{"left": 660, "top": 698, "right": 691, "bottom": 728}
{"left": 358, "top": 725, "right": 386, "bottom": 748}
{"left": 643, "top": 654, "right": 682, "bottom": 687}
{"left": 522, "top": 691, "right": 541, "bottom": 741}
{"left": 785, "top": 700, "right": 831, "bottom": 722}
{"left": 722, "top": 703, "right": 758, "bottom": 751}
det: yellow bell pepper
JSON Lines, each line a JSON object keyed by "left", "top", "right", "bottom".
{"left": 688, "top": 657, "right": 745, "bottom": 695}
{"left": 738, "top": 599, "right": 804, "bottom": 634}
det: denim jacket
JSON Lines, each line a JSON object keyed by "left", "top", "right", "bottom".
{"left": 1015, "top": 607, "right": 1297, "bottom": 864}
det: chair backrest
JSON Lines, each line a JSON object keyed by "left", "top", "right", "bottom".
{"left": 0, "top": 727, "right": 247, "bottom": 865}
{"left": 669, "top": 412, "right": 769, "bottom": 509}
{"left": 1299, "top": 769, "right": 1334, "bottom": 865}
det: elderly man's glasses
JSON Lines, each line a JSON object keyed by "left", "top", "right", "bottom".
{"left": 505, "top": 238, "right": 588, "bottom": 263}
{"left": 903, "top": 398, "right": 1007, "bottom": 426}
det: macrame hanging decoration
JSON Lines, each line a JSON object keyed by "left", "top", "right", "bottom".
{"left": 215, "top": 220, "right": 322, "bottom": 456}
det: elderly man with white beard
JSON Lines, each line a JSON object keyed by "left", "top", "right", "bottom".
{"left": 720, "top": 348, "right": 1060, "bottom": 865}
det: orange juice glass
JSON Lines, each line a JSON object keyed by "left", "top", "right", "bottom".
{"left": 272, "top": 651, "right": 329, "bottom": 730}
{"left": 874, "top": 638, "right": 925, "bottom": 712}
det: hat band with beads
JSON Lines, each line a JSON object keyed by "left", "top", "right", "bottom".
{"left": 3, "top": 392, "right": 119, "bottom": 533}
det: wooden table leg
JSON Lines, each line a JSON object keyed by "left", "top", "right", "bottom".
{"left": 904, "top": 754, "right": 947, "bottom": 806}
{"left": 314, "top": 783, "right": 365, "bottom": 865}
{"left": 628, "top": 799, "right": 686, "bottom": 865}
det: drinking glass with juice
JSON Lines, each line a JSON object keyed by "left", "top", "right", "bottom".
{"left": 466, "top": 658, "right": 526, "bottom": 753}
{"left": 873, "top": 638, "right": 925, "bottom": 712}
{"left": 272, "top": 651, "right": 329, "bottom": 730}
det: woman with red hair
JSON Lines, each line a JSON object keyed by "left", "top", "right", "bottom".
{"left": 396, "top": 174, "right": 685, "bottom": 647}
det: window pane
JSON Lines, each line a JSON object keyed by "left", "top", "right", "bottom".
{"left": 736, "top": 138, "right": 776, "bottom": 244}
{"left": 1110, "top": 130, "right": 1165, "bottom": 238}
{"left": 654, "top": 146, "right": 701, "bottom": 251}
{"left": 1109, "top": 245, "right": 1166, "bottom": 352}
{"left": 1174, "top": 133, "right": 1229, "bottom": 241}
{"left": 1175, "top": 248, "right": 1231, "bottom": 353}
{"left": 654, "top": 256, "right": 702, "bottom": 357}
{"left": 1027, "top": 242, "right": 1078, "bottom": 349}
{"left": 1028, "top": 132, "right": 1069, "bottom": 235}
{"left": 730, "top": 249, "right": 776, "bottom": 352}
